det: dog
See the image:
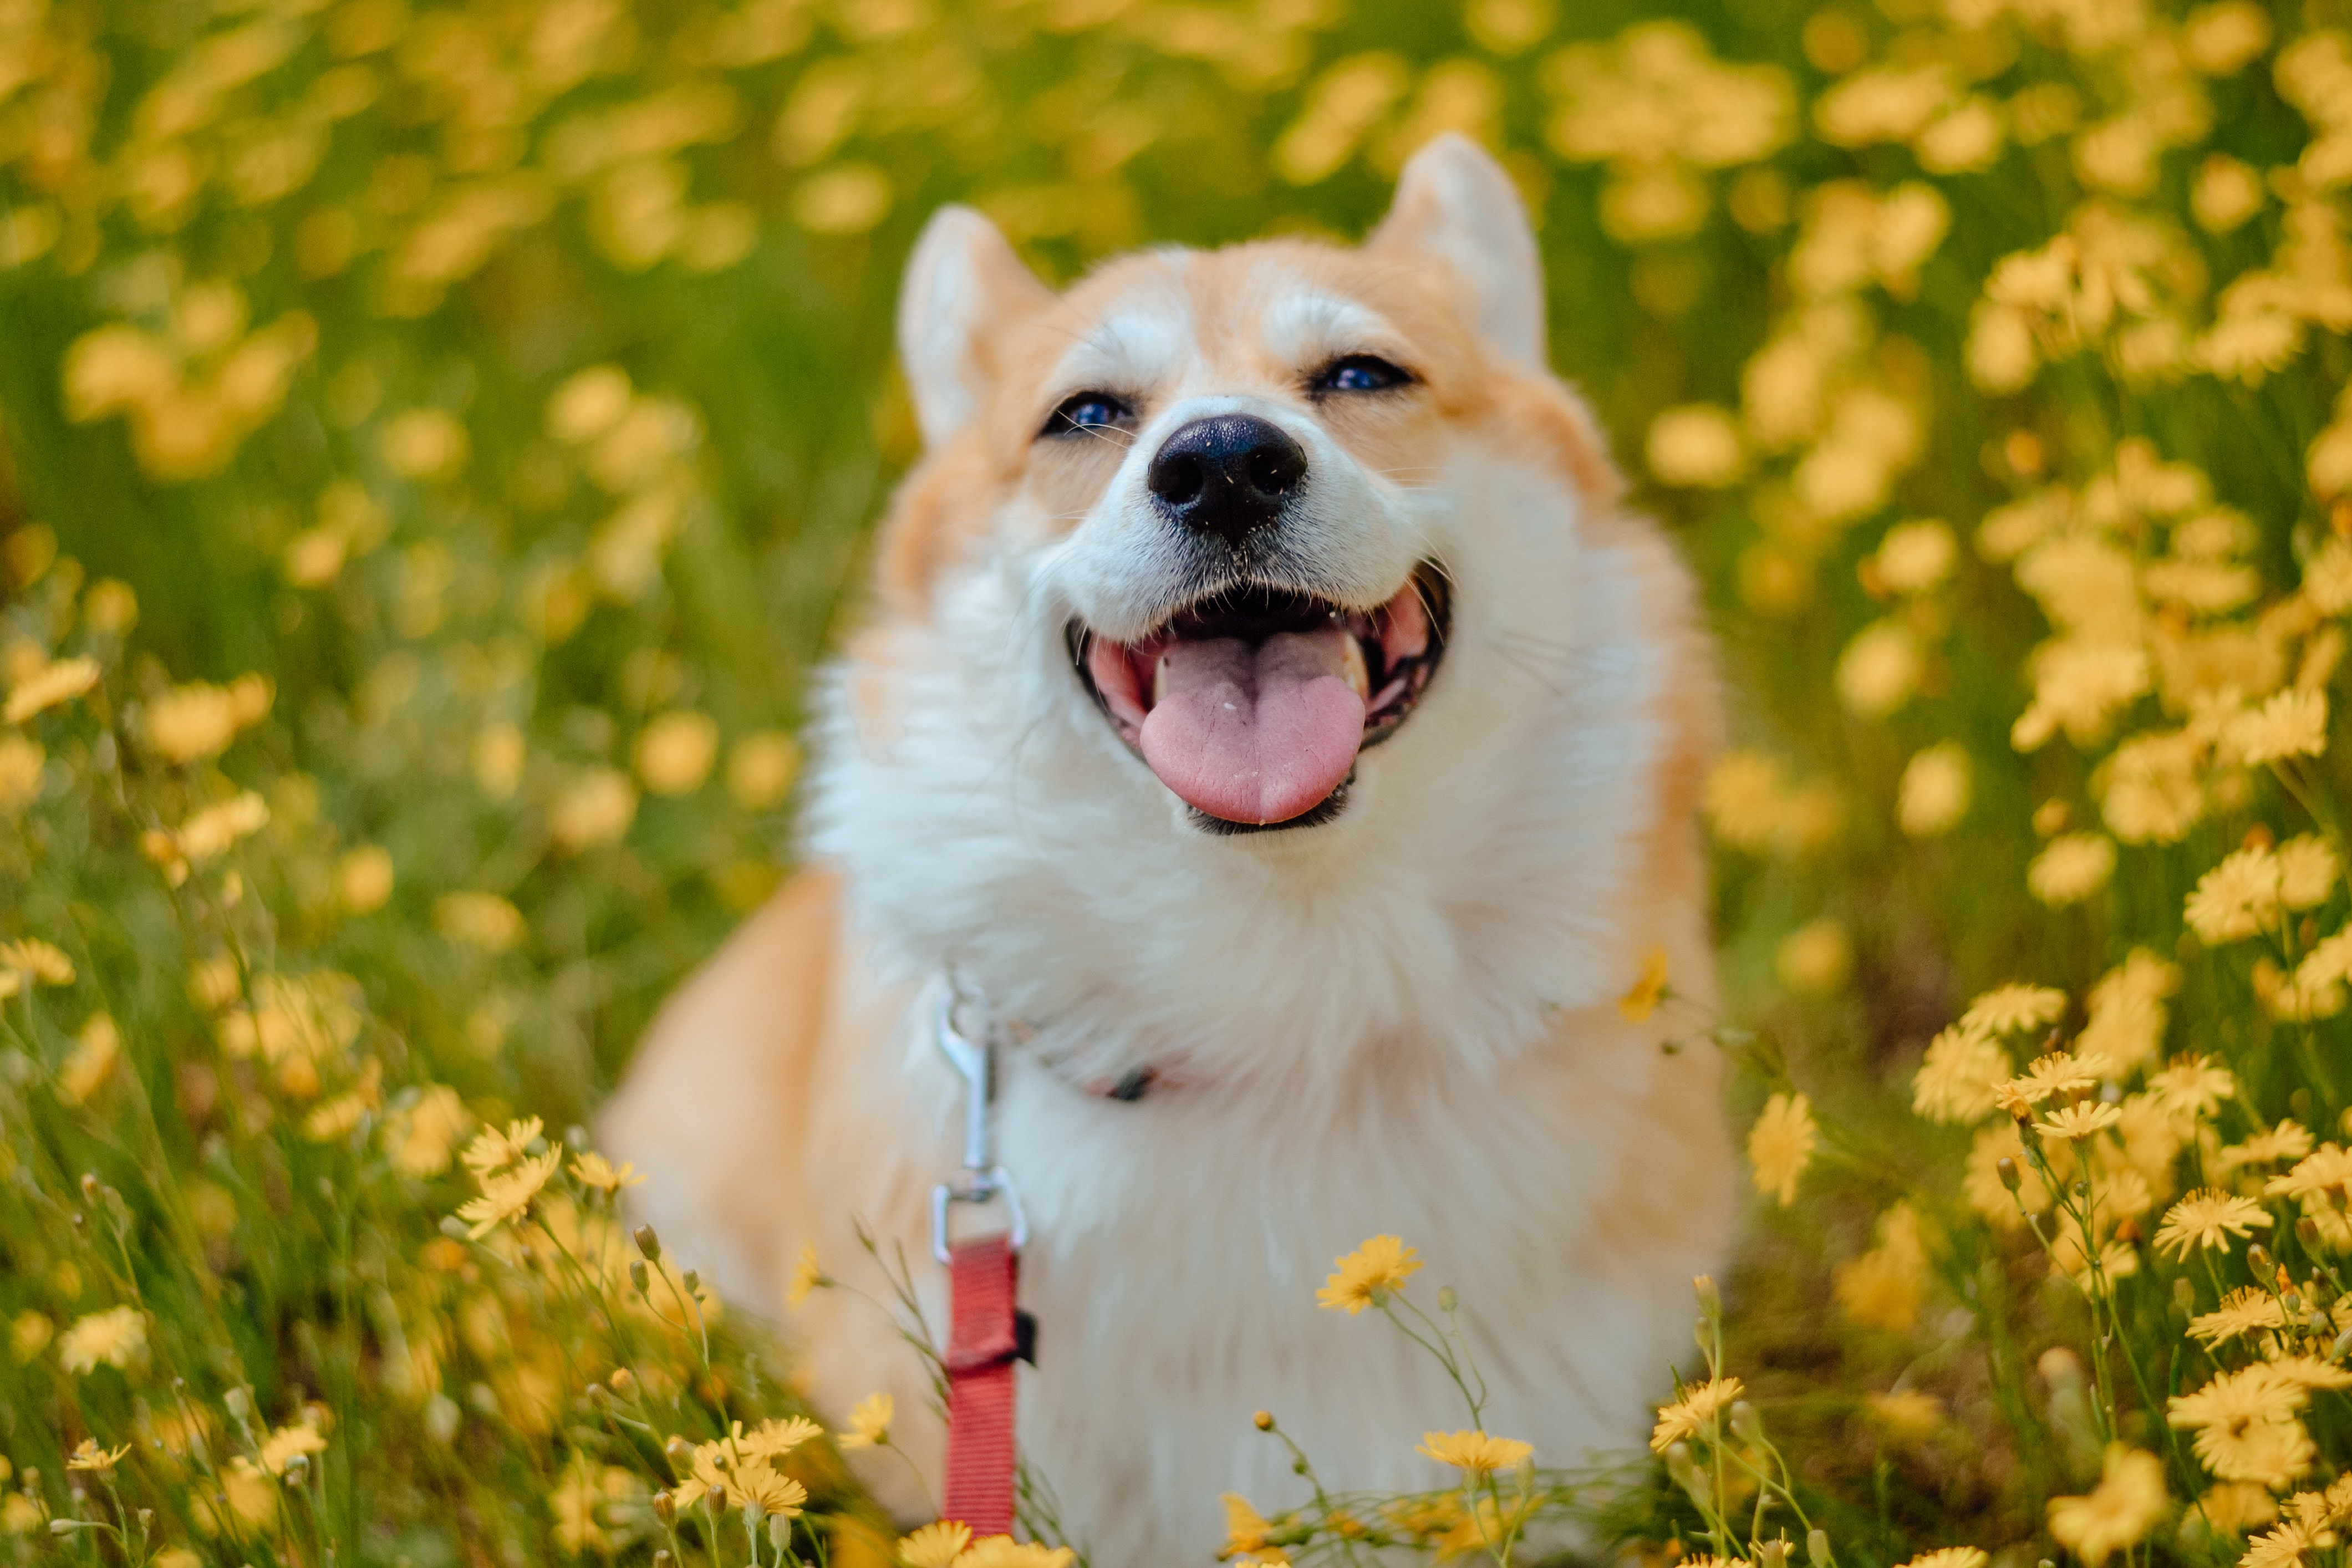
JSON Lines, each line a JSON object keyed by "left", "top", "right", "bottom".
{"left": 604, "top": 134, "right": 1734, "bottom": 1565}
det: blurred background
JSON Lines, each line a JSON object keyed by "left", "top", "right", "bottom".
{"left": 5, "top": 0, "right": 2350, "bottom": 1557}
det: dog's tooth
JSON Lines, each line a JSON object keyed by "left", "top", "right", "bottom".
{"left": 1152, "top": 654, "right": 1170, "bottom": 707}
{"left": 1340, "top": 635, "right": 1369, "bottom": 700}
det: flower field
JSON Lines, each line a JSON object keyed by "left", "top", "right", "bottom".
{"left": 4, "top": 0, "right": 2352, "bottom": 1564}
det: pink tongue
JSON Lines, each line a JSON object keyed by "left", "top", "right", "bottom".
{"left": 1138, "top": 628, "right": 1367, "bottom": 824}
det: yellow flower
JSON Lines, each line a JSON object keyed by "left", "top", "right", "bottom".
{"left": 2144, "top": 1056, "right": 2237, "bottom": 1121}
{"left": 550, "top": 767, "right": 638, "bottom": 852}
{"left": 1835, "top": 619, "right": 1922, "bottom": 717}
{"left": 1646, "top": 405, "right": 1746, "bottom": 487}
{"left": 1748, "top": 1091, "right": 1816, "bottom": 1206}
{"left": 1961, "top": 982, "right": 2067, "bottom": 1035}
{"left": 0, "top": 732, "right": 43, "bottom": 812}
{"left": 2186, "top": 847, "right": 2282, "bottom": 942}
{"left": 1417, "top": 1429, "right": 1533, "bottom": 1475}
{"left": 0, "top": 938, "right": 73, "bottom": 986}
{"left": 1897, "top": 744, "right": 1971, "bottom": 836}
{"left": 2242, "top": 1518, "right": 2326, "bottom": 1568}
{"left": 2217, "top": 1121, "right": 2314, "bottom": 1174}
{"left": 257, "top": 1421, "right": 327, "bottom": 1475}
{"left": 958, "top": 1539, "right": 1075, "bottom": 1568}
{"left": 728, "top": 732, "right": 801, "bottom": 810}
{"left": 1651, "top": 1375, "right": 1743, "bottom": 1450}
{"left": 2278, "top": 836, "right": 2339, "bottom": 909}
{"left": 739, "top": 1416, "right": 824, "bottom": 1460}
{"left": 1994, "top": 1051, "right": 2100, "bottom": 1116}
{"left": 2231, "top": 688, "right": 2329, "bottom": 763}
{"left": 335, "top": 846, "right": 394, "bottom": 913}
{"left": 1896, "top": 1551, "right": 1986, "bottom": 1568}
{"left": 1911, "top": 1022, "right": 2009, "bottom": 1124}
{"left": 787, "top": 1241, "right": 827, "bottom": 1309}
{"left": 671, "top": 1425, "right": 812, "bottom": 1513}
{"left": 1777, "top": 919, "right": 1851, "bottom": 994}
{"left": 2034, "top": 1102, "right": 2122, "bottom": 1141}
{"left": 2029, "top": 833, "right": 2116, "bottom": 905}
{"left": 2153, "top": 1189, "right": 2273, "bottom": 1260}
{"left": 899, "top": 1521, "right": 972, "bottom": 1567}
{"left": 65, "top": 1439, "right": 130, "bottom": 1474}
{"left": 1221, "top": 1492, "right": 1289, "bottom": 1564}
{"left": 635, "top": 710, "right": 720, "bottom": 795}
{"left": 4, "top": 655, "right": 99, "bottom": 724}
{"left": 793, "top": 164, "right": 893, "bottom": 235}
{"left": 436, "top": 891, "right": 525, "bottom": 951}
{"left": 455, "top": 1147, "right": 563, "bottom": 1238}
{"left": 2047, "top": 1445, "right": 2167, "bottom": 1566}
{"left": 1316, "top": 1235, "right": 1422, "bottom": 1314}
{"left": 58, "top": 1013, "right": 120, "bottom": 1104}
{"left": 170, "top": 791, "right": 271, "bottom": 864}
{"left": 1866, "top": 1391, "right": 1947, "bottom": 1447}
{"left": 838, "top": 1392, "right": 892, "bottom": 1450}
{"left": 141, "top": 675, "right": 272, "bottom": 762}
{"left": 2190, "top": 1289, "right": 2289, "bottom": 1350}
{"left": 463, "top": 1116, "right": 545, "bottom": 1178}
{"left": 1836, "top": 1202, "right": 1928, "bottom": 1333}
{"left": 58, "top": 1305, "right": 147, "bottom": 1372}
{"left": 569, "top": 1151, "right": 645, "bottom": 1193}
{"left": 384, "top": 1085, "right": 472, "bottom": 1178}
{"left": 1618, "top": 945, "right": 1669, "bottom": 1021}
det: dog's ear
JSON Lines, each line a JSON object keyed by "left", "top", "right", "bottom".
{"left": 1370, "top": 135, "right": 1546, "bottom": 371}
{"left": 897, "top": 205, "right": 1055, "bottom": 450}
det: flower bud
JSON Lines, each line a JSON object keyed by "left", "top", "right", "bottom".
{"left": 1808, "top": 1528, "right": 1832, "bottom": 1567}
{"left": 1693, "top": 1274, "right": 1721, "bottom": 1320}
{"left": 284, "top": 1453, "right": 309, "bottom": 1480}
{"left": 1759, "top": 1539, "right": 1794, "bottom": 1568}
{"left": 223, "top": 1387, "right": 251, "bottom": 1422}
{"left": 2300, "top": 1217, "right": 2323, "bottom": 1250}
{"left": 1253, "top": 1411, "right": 1274, "bottom": 1431}
{"left": 682, "top": 1269, "right": 700, "bottom": 1295}
{"left": 634, "top": 1225, "right": 661, "bottom": 1262}
{"left": 1995, "top": 1157, "right": 2021, "bottom": 1193}
{"left": 439, "top": 1216, "right": 470, "bottom": 1240}
{"left": 610, "top": 1367, "right": 637, "bottom": 1398}
{"left": 665, "top": 1436, "right": 694, "bottom": 1464}
{"left": 771, "top": 1514, "right": 793, "bottom": 1551}
{"left": 1437, "top": 1286, "right": 1457, "bottom": 1314}
{"left": 80, "top": 1172, "right": 99, "bottom": 1202}
{"left": 629, "top": 1260, "right": 649, "bottom": 1294}
{"left": 651, "top": 1494, "right": 676, "bottom": 1527}
{"left": 1730, "top": 1400, "right": 1764, "bottom": 1445}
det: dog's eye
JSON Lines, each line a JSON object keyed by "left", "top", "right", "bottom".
{"left": 1043, "top": 392, "right": 1134, "bottom": 436}
{"left": 1314, "top": 355, "right": 1412, "bottom": 394}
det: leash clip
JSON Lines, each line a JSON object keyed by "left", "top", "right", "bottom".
{"left": 930, "top": 981, "right": 1027, "bottom": 1265}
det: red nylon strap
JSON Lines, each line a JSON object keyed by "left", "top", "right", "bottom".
{"left": 943, "top": 1234, "right": 1020, "bottom": 1538}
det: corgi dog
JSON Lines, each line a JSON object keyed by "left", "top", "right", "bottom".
{"left": 604, "top": 134, "right": 1734, "bottom": 1565}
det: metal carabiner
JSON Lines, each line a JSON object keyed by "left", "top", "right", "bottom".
{"left": 929, "top": 979, "right": 1027, "bottom": 1264}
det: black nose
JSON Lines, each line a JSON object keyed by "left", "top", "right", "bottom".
{"left": 1146, "top": 415, "right": 1307, "bottom": 546}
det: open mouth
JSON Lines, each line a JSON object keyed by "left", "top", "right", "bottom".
{"left": 1071, "top": 562, "right": 1450, "bottom": 830}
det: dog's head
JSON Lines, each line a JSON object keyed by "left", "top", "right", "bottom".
{"left": 870, "top": 135, "right": 1623, "bottom": 839}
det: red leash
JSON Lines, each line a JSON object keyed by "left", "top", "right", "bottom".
{"left": 943, "top": 1235, "right": 1021, "bottom": 1534}
{"left": 931, "top": 986, "right": 1031, "bottom": 1539}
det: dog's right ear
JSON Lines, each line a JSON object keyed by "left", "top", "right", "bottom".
{"left": 897, "top": 206, "right": 1054, "bottom": 451}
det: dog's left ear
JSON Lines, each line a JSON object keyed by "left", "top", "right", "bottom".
{"left": 898, "top": 205, "right": 1056, "bottom": 450}
{"left": 1370, "top": 135, "right": 1547, "bottom": 371}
